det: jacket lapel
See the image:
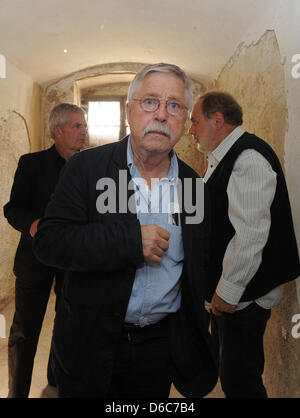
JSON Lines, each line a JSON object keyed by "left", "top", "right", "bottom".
{"left": 107, "top": 136, "right": 137, "bottom": 219}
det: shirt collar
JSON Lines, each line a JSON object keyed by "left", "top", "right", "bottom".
{"left": 207, "top": 126, "right": 245, "bottom": 165}
{"left": 127, "top": 135, "right": 178, "bottom": 181}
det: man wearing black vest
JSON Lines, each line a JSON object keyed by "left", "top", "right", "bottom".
{"left": 189, "top": 91, "right": 300, "bottom": 398}
{"left": 4, "top": 103, "right": 88, "bottom": 397}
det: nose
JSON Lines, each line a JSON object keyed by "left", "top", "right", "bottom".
{"left": 82, "top": 125, "right": 88, "bottom": 135}
{"left": 154, "top": 102, "right": 168, "bottom": 122}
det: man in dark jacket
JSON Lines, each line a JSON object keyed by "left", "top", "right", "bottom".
{"left": 189, "top": 91, "right": 300, "bottom": 398}
{"left": 33, "top": 63, "right": 217, "bottom": 398}
{"left": 3, "top": 103, "right": 88, "bottom": 397}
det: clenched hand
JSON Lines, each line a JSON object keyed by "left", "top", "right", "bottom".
{"left": 141, "top": 224, "right": 170, "bottom": 264}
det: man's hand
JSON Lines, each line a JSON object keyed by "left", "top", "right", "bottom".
{"left": 211, "top": 292, "right": 237, "bottom": 316}
{"left": 141, "top": 224, "right": 170, "bottom": 264}
{"left": 29, "top": 218, "right": 40, "bottom": 238}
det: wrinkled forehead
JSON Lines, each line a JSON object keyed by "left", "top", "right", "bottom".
{"left": 66, "top": 111, "right": 86, "bottom": 123}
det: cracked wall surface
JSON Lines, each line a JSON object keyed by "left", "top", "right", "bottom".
{"left": 0, "top": 113, "right": 30, "bottom": 307}
{"left": 213, "top": 30, "right": 286, "bottom": 167}
{"left": 0, "top": 59, "right": 41, "bottom": 309}
{"left": 210, "top": 29, "right": 299, "bottom": 398}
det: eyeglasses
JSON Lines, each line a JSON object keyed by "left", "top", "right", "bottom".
{"left": 132, "top": 97, "right": 188, "bottom": 116}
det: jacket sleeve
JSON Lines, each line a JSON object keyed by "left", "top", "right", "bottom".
{"left": 3, "top": 155, "right": 39, "bottom": 236}
{"left": 33, "top": 153, "right": 144, "bottom": 273}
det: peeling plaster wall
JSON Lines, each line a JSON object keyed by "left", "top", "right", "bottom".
{"left": 213, "top": 30, "right": 286, "bottom": 167}
{"left": 0, "top": 59, "right": 41, "bottom": 308}
{"left": 210, "top": 30, "right": 299, "bottom": 397}
{"left": 41, "top": 62, "right": 205, "bottom": 174}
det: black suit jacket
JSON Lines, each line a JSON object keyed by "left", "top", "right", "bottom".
{"left": 33, "top": 137, "right": 217, "bottom": 398}
{"left": 4, "top": 145, "right": 65, "bottom": 279}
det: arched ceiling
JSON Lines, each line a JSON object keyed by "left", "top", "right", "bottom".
{"left": 0, "top": 0, "right": 275, "bottom": 86}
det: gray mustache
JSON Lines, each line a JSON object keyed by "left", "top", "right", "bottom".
{"left": 142, "top": 123, "right": 173, "bottom": 141}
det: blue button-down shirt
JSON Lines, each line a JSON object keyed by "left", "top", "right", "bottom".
{"left": 125, "top": 137, "right": 184, "bottom": 326}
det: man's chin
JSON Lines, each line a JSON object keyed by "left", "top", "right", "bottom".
{"left": 77, "top": 140, "right": 87, "bottom": 149}
{"left": 141, "top": 139, "right": 171, "bottom": 154}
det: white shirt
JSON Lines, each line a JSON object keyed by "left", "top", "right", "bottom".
{"left": 204, "top": 126, "right": 283, "bottom": 310}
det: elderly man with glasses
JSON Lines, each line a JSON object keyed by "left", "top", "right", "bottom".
{"left": 33, "top": 63, "right": 217, "bottom": 398}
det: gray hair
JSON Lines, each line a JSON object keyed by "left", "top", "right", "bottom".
{"left": 49, "top": 103, "right": 86, "bottom": 138}
{"left": 127, "top": 63, "right": 194, "bottom": 111}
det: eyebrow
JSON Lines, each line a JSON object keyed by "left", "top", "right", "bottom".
{"left": 141, "top": 94, "right": 184, "bottom": 102}
{"left": 166, "top": 96, "right": 183, "bottom": 102}
{"left": 73, "top": 122, "right": 87, "bottom": 126}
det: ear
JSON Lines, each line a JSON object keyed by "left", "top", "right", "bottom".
{"left": 53, "top": 125, "right": 63, "bottom": 139}
{"left": 214, "top": 112, "right": 225, "bottom": 130}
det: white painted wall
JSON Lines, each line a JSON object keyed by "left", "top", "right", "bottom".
{"left": 0, "top": 59, "right": 36, "bottom": 123}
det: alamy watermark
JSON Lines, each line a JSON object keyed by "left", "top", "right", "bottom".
{"left": 291, "top": 54, "right": 300, "bottom": 79}
{"left": 95, "top": 171, "right": 204, "bottom": 224}
{"left": 0, "top": 54, "right": 6, "bottom": 79}
{"left": 291, "top": 314, "right": 300, "bottom": 339}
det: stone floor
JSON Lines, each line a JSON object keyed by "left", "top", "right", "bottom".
{"left": 0, "top": 287, "right": 223, "bottom": 398}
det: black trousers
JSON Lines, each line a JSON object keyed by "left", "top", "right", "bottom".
{"left": 107, "top": 317, "right": 172, "bottom": 398}
{"left": 8, "top": 271, "right": 63, "bottom": 398}
{"left": 210, "top": 302, "right": 271, "bottom": 398}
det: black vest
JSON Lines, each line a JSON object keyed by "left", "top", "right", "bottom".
{"left": 205, "top": 132, "right": 300, "bottom": 302}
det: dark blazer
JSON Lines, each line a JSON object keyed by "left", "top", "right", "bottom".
{"left": 4, "top": 145, "right": 65, "bottom": 279}
{"left": 33, "top": 137, "right": 217, "bottom": 398}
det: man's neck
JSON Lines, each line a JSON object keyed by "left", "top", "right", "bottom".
{"left": 214, "top": 125, "right": 238, "bottom": 150}
{"left": 133, "top": 150, "right": 172, "bottom": 189}
{"left": 54, "top": 144, "right": 74, "bottom": 161}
